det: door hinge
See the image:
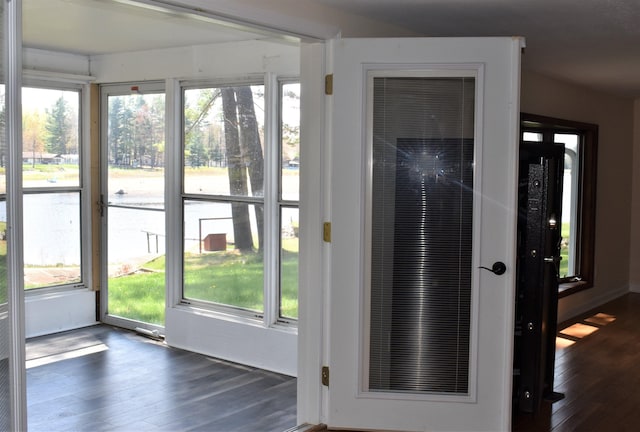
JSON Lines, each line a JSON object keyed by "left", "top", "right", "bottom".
{"left": 322, "top": 366, "right": 330, "bottom": 387}
{"left": 325, "top": 74, "right": 333, "bottom": 95}
{"left": 323, "top": 222, "right": 331, "bottom": 243}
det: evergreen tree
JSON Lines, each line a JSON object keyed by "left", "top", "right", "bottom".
{"left": 45, "top": 96, "right": 71, "bottom": 155}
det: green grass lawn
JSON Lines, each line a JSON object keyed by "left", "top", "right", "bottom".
{"left": 108, "top": 247, "right": 299, "bottom": 325}
{"left": 559, "top": 222, "right": 570, "bottom": 278}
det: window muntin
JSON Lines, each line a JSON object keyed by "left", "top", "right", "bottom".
{"left": 22, "top": 86, "right": 84, "bottom": 290}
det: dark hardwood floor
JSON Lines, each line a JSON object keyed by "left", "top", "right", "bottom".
{"left": 26, "top": 325, "right": 297, "bottom": 432}
{"left": 26, "top": 293, "right": 640, "bottom": 431}
{"left": 514, "top": 292, "right": 640, "bottom": 432}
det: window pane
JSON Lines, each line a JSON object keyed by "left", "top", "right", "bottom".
{"left": 107, "top": 206, "right": 165, "bottom": 325}
{"left": 280, "top": 206, "right": 298, "bottom": 319}
{"left": 24, "top": 192, "right": 81, "bottom": 289}
{"left": 23, "top": 87, "right": 80, "bottom": 188}
{"left": 369, "top": 77, "right": 474, "bottom": 394}
{"left": 523, "top": 131, "right": 542, "bottom": 142}
{"left": 183, "top": 85, "right": 265, "bottom": 197}
{"left": 281, "top": 82, "right": 300, "bottom": 201}
{"left": 183, "top": 200, "right": 264, "bottom": 313}
{"left": 555, "top": 133, "right": 580, "bottom": 278}
{"left": 107, "top": 93, "right": 165, "bottom": 209}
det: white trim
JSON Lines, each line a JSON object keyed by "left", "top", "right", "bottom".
{"left": 5, "top": 0, "right": 28, "bottom": 428}
{"left": 263, "top": 72, "right": 279, "bottom": 326}
{"left": 500, "top": 37, "right": 524, "bottom": 431}
{"left": 297, "top": 41, "right": 326, "bottom": 425}
{"left": 165, "top": 78, "right": 182, "bottom": 309}
{"left": 23, "top": 69, "right": 95, "bottom": 84}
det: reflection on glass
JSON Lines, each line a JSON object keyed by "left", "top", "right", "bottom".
{"left": 183, "top": 200, "right": 264, "bottom": 313}
{"left": 183, "top": 85, "right": 265, "bottom": 197}
{"left": 22, "top": 87, "right": 80, "bottom": 188}
{"left": 280, "top": 207, "right": 298, "bottom": 319}
{"left": 107, "top": 206, "right": 165, "bottom": 325}
{"left": 281, "top": 82, "right": 300, "bottom": 201}
{"left": 23, "top": 193, "right": 81, "bottom": 289}
{"left": 368, "top": 77, "right": 474, "bottom": 394}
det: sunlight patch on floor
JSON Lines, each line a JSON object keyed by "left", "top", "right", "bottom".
{"left": 26, "top": 343, "right": 108, "bottom": 369}
{"left": 556, "top": 312, "right": 617, "bottom": 350}
{"left": 584, "top": 312, "right": 616, "bottom": 326}
{"left": 555, "top": 336, "right": 576, "bottom": 349}
{"left": 560, "top": 322, "right": 599, "bottom": 339}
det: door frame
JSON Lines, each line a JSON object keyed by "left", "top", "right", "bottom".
{"left": 99, "top": 81, "right": 167, "bottom": 333}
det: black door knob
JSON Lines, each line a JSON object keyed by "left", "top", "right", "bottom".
{"left": 479, "top": 261, "right": 507, "bottom": 275}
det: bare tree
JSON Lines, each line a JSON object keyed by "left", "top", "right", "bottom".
{"left": 235, "top": 86, "right": 264, "bottom": 252}
{"left": 221, "top": 88, "right": 253, "bottom": 251}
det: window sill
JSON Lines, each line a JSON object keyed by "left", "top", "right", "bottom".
{"left": 558, "top": 280, "right": 590, "bottom": 298}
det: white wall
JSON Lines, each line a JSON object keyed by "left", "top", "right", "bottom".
{"left": 521, "top": 70, "right": 635, "bottom": 322}
{"left": 89, "top": 39, "right": 299, "bottom": 83}
{"left": 25, "top": 290, "right": 97, "bottom": 338}
{"left": 21, "top": 49, "right": 96, "bottom": 339}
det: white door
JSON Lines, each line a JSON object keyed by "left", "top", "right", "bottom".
{"left": 326, "top": 37, "right": 522, "bottom": 431}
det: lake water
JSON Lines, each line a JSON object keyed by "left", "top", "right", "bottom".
{"left": 1, "top": 192, "right": 264, "bottom": 267}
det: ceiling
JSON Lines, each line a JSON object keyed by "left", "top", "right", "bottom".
{"left": 22, "top": 0, "right": 277, "bottom": 56}
{"left": 312, "top": 0, "right": 640, "bottom": 98}
{"left": 22, "top": 0, "right": 640, "bottom": 99}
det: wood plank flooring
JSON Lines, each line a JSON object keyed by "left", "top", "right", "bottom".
{"left": 26, "top": 293, "right": 640, "bottom": 431}
{"left": 514, "top": 292, "right": 640, "bottom": 432}
{"left": 26, "top": 325, "right": 297, "bottom": 432}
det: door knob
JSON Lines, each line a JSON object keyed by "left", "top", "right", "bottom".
{"left": 479, "top": 261, "right": 507, "bottom": 275}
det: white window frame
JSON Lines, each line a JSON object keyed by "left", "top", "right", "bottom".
{"left": 176, "top": 74, "right": 298, "bottom": 328}
{"left": 21, "top": 77, "right": 92, "bottom": 295}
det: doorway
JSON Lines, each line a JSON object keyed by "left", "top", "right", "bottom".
{"left": 101, "top": 82, "right": 166, "bottom": 331}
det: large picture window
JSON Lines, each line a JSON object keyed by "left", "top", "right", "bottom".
{"left": 521, "top": 113, "right": 598, "bottom": 296}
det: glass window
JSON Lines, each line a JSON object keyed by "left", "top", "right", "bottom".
{"left": 181, "top": 80, "right": 300, "bottom": 322}
{"left": 182, "top": 83, "right": 266, "bottom": 314}
{"left": 22, "top": 86, "right": 84, "bottom": 290}
{"left": 554, "top": 133, "right": 580, "bottom": 279}
{"left": 521, "top": 114, "right": 598, "bottom": 295}
{"left": 279, "top": 81, "right": 300, "bottom": 320}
